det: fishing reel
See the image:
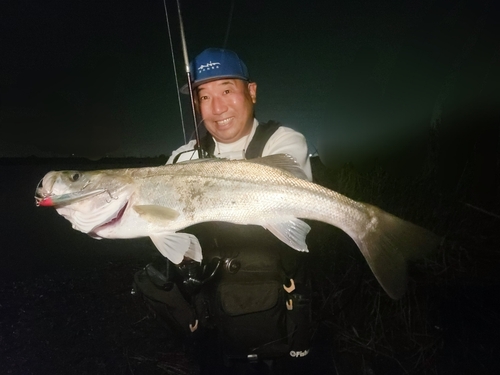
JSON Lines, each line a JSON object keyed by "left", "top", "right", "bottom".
{"left": 146, "top": 254, "right": 241, "bottom": 296}
{"left": 176, "top": 254, "right": 244, "bottom": 294}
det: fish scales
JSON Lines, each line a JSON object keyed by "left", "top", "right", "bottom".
{"left": 139, "top": 162, "right": 361, "bottom": 231}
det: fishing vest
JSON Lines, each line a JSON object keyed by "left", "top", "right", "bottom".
{"left": 132, "top": 120, "right": 313, "bottom": 367}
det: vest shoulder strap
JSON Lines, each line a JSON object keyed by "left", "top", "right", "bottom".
{"left": 245, "top": 120, "right": 281, "bottom": 159}
{"left": 198, "top": 131, "right": 216, "bottom": 157}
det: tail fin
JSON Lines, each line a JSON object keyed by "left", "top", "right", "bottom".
{"left": 352, "top": 204, "right": 441, "bottom": 299}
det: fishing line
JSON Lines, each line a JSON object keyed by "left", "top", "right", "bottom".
{"left": 223, "top": 0, "right": 235, "bottom": 48}
{"left": 162, "top": 0, "right": 187, "bottom": 144}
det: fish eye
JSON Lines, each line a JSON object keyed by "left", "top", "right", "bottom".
{"left": 71, "top": 173, "right": 80, "bottom": 182}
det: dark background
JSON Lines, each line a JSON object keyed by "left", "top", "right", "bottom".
{"left": 1, "top": 0, "right": 498, "bottom": 164}
{"left": 1, "top": 0, "right": 499, "bottom": 374}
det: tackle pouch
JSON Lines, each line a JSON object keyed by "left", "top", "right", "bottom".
{"left": 195, "top": 242, "right": 309, "bottom": 361}
{"left": 132, "top": 263, "right": 198, "bottom": 338}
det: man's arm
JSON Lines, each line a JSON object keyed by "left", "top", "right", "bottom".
{"left": 166, "top": 140, "right": 198, "bottom": 164}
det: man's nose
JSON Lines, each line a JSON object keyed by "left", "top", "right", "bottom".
{"left": 211, "top": 96, "right": 228, "bottom": 114}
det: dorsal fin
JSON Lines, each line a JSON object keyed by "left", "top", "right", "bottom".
{"left": 247, "top": 154, "right": 309, "bottom": 180}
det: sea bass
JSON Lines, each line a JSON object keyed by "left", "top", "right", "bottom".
{"left": 34, "top": 154, "right": 440, "bottom": 299}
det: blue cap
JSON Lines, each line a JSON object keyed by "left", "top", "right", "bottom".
{"left": 180, "top": 48, "right": 250, "bottom": 94}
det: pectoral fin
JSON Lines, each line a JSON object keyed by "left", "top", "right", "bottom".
{"left": 133, "top": 205, "right": 180, "bottom": 224}
{"left": 150, "top": 233, "right": 203, "bottom": 265}
{"left": 265, "top": 218, "right": 311, "bottom": 252}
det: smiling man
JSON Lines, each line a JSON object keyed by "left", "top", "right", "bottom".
{"left": 167, "top": 48, "right": 312, "bottom": 181}
{"left": 197, "top": 78, "right": 256, "bottom": 143}
{"left": 142, "top": 48, "right": 316, "bottom": 374}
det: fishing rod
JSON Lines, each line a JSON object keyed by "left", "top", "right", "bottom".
{"left": 175, "top": 0, "right": 203, "bottom": 159}
{"left": 163, "top": 0, "right": 235, "bottom": 160}
{"left": 162, "top": 0, "right": 186, "bottom": 145}
{"left": 163, "top": 0, "right": 203, "bottom": 159}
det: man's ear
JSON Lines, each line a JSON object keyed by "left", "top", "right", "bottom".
{"left": 248, "top": 82, "right": 257, "bottom": 103}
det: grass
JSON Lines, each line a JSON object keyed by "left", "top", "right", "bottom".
{"left": 306, "top": 126, "right": 500, "bottom": 374}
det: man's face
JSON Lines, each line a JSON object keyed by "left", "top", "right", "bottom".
{"left": 197, "top": 79, "right": 257, "bottom": 143}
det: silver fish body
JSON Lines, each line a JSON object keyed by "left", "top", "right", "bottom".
{"left": 35, "top": 154, "right": 440, "bottom": 299}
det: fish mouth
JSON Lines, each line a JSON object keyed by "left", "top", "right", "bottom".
{"left": 34, "top": 176, "right": 52, "bottom": 206}
{"left": 34, "top": 174, "right": 108, "bottom": 207}
{"left": 35, "top": 187, "right": 108, "bottom": 207}
{"left": 35, "top": 171, "right": 133, "bottom": 235}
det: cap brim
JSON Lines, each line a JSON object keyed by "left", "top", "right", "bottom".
{"left": 180, "top": 75, "right": 249, "bottom": 94}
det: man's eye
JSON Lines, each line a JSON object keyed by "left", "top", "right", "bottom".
{"left": 199, "top": 95, "right": 208, "bottom": 101}
{"left": 223, "top": 89, "right": 230, "bottom": 94}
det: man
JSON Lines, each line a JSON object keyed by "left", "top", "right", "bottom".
{"left": 135, "top": 48, "right": 314, "bottom": 374}
{"left": 167, "top": 47, "right": 312, "bottom": 182}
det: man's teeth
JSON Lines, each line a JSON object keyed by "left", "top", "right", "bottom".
{"left": 217, "top": 118, "right": 232, "bottom": 126}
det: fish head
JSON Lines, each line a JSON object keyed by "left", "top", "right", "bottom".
{"left": 35, "top": 169, "right": 135, "bottom": 235}
{"left": 36, "top": 170, "right": 94, "bottom": 203}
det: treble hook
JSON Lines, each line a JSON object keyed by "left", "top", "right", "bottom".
{"left": 104, "top": 189, "right": 118, "bottom": 203}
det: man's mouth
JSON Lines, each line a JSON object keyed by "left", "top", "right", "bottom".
{"left": 215, "top": 117, "right": 234, "bottom": 128}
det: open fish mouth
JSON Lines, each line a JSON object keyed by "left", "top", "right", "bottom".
{"left": 34, "top": 176, "right": 108, "bottom": 207}
{"left": 34, "top": 170, "right": 135, "bottom": 235}
{"left": 34, "top": 176, "right": 129, "bottom": 234}
{"left": 35, "top": 188, "right": 109, "bottom": 207}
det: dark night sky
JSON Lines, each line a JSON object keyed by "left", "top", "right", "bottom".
{"left": 1, "top": 0, "right": 498, "bottom": 163}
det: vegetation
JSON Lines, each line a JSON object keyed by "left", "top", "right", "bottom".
{"left": 307, "top": 124, "right": 499, "bottom": 374}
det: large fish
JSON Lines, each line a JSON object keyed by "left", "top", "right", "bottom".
{"left": 34, "top": 154, "right": 440, "bottom": 299}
